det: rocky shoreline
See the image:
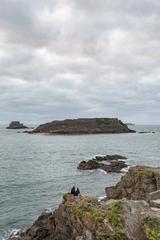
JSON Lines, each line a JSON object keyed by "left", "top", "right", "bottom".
{"left": 8, "top": 165, "right": 160, "bottom": 240}
{"left": 32, "top": 118, "right": 136, "bottom": 134}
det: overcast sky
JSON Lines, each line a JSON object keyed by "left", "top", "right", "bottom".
{"left": 0, "top": 0, "right": 160, "bottom": 124}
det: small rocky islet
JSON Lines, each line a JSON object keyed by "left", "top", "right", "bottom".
{"left": 78, "top": 155, "right": 128, "bottom": 173}
{"left": 6, "top": 121, "right": 28, "bottom": 129}
{"left": 9, "top": 166, "right": 160, "bottom": 240}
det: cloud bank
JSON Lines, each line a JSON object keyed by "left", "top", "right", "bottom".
{"left": 0, "top": 0, "right": 160, "bottom": 124}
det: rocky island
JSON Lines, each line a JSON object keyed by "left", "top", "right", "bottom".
{"left": 6, "top": 121, "right": 28, "bottom": 129}
{"left": 9, "top": 166, "right": 160, "bottom": 240}
{"left": 32, "top": 118, "right": 135, "bottom": 134}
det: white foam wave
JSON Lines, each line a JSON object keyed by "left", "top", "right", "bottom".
{"left": 99, "top": 169, "right": 107, "bottom": 175}
{"left": 2, "top": 228, "right": 21, "bottom": 240}
{"left": 98, "top": 196, "right": 107, "bottom": 202}
{"left": 121, "top": 166, "right": 130, "bottom": 173}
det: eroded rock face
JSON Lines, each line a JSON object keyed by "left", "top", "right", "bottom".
{"left": 9, "top": 193, "right": 157, "bottom": 240}
{"left": 32, "top": 118, "right": 136, "bottom": 134}
{"left": 106, "top": 166, "right": 160, "bottom": 200}
{"left": 7, "top": 121, "right": 28, "bottom": 129}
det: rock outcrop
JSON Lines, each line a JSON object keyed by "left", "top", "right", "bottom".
{"left": 78, "top": 160, "right": 127, "bottom": 173}
{"left": 94, "top": 155, "right": 127, "bottom": 162}
{"left": 9, "top": 193, "right": 160, "bottom": 240}
{"left": 78, "top": 155, "right": 128, "bottom": 173}
{"left": 106, "top": 166, "right": 160, "bottom": 200}
{"left": 7, "top": 121, "right": 28, "bottom": 129}
{"left": 32, "top": 118, "right": 136, "bottom": 134}
{"left": 8, "top": 165, "right": 160, "bottom": 240}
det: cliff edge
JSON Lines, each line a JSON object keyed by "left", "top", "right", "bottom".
{"left": 9, "top": 193, "right": 160, "bottom": 240}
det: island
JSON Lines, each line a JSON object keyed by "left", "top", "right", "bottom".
{"left": 32, "top": 118, "right": 136, "bottom": 134}
{"left": 9, "top": 165, "right": 160, "bottom": 240}
{"left": 6, "top": 121, "right": 28, "bottom": 129}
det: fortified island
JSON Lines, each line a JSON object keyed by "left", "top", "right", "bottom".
{"left": 32, "top": 118, "right": 135, "bottom": 134}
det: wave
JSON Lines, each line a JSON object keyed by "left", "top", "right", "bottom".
{"left": 1, "top": 228, "right": 21, "bottom": 240}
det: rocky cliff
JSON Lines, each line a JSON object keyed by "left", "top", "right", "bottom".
{"left": 106, "top": 166, "right": 160, "bottom": 200}
{"left": 32, "top": 118, "right": 135, "bottom": 134}
{"left": 8, "top": 166, "right": 160, "bottom": 240}
{"left": 9, "top": 193, "right": 160, "bottom": 240}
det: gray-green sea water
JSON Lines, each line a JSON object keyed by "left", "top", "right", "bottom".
{"left": 0, "top": 125, "right": 160, "bottom": 239}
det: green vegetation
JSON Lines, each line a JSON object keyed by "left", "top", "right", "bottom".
{"left": 76, "top": 205, "right": 92, "bottom": 218}
{"left": 112, "top": 231, "right": 127, "bottom": 240}
{"left": 93, "top": 211, "right": 106, "bottom": 223}
{"left": 96, "top": 118, "right": 112, "bottom": 127}
{"left": 66, "top": 194, "right": 127, "bottom": 240}
{"left": 142, "top": 215, "right": 160, "bottom": 240}
{"left": 96, "top": 236, "right": 109, "bottom": 240}
{"left": 134, "top": 167, "right": 156, "bottom": 180}
{"left": 75, "top": 205, "right": 106, "bottom": 223}
{"left": 107, "top": 202, "right": 123, "bottom": 228}
{"left": 107, "top": 202, "right": 126, "bottom": 240}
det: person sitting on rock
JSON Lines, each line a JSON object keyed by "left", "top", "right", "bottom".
{"left": 74, "top": 188, "right": 80, "bottom": 196}
{"left": 71, "top": 186, "right": 76, "bottom": 195}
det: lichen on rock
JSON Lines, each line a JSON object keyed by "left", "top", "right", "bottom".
{"left": 141, "top": 213, "right": 160, "bottom": 240}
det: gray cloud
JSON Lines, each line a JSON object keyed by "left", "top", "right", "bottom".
{"left": 0, "top": 0, "right": 160, "bottom": 124}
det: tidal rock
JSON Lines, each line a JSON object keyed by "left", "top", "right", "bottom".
{"left": 78, "top": 156, "right": 128, "bottom": 173}
{"left": 7, "top": 121, "right": 28, "bottom": 129}
{"left": 77, "top": 160, "right": 99, "bottom": 170}
{"left": 94, "top": 154, "right": 127, "bottom": 162}
{"left": 139, "top": 131, "right": 155, "bottom": 134}
{"left": 32, "top": 118, "right": 136, "bottom": 134}
{"left": 100, "top": 161, "right": 128, "bottom": 173}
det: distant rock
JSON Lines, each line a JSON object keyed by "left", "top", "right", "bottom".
{"left": 23, "top": 130, "right": 32, "bottom": 134}
{"left": 139, "top": 131, "right": 155, "bottom": 134}
{"left": 6, "top": 121, "right": 28, "bottom": 129}
{"left": 125, "top": 123, "right": 135, "bottom": 125}
{"left": 32, "top": 118, "right": 136, "bottom": 134}
{"left": 78, "top": 154, "right": 128, "bottom": 173}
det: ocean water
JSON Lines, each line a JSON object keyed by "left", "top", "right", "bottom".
{"left": 0, "top": 124, "right": 160, "bottom": 239}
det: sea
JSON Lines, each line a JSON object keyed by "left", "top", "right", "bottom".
{"left": 0, "top": 124, "right": 160, "bottom": 239}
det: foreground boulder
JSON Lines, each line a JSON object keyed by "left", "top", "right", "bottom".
{"left": 7, "top": 121, "right": 28, "bottom": 129}
{"left": 32, "top": 118, "right": 136, "bottom": 134}
{"left": 106, "top": 166, "right": 160, "bottom": 200}
{"left": 9, "top": 193, "right": 160, "bottom": 240}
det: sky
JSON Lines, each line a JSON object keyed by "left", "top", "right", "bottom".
{"left": 0, "top": 0, "right": 160, "bottom": 124}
